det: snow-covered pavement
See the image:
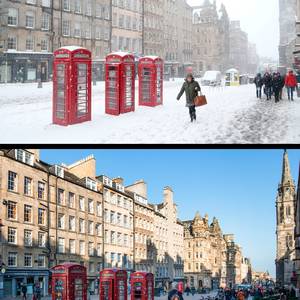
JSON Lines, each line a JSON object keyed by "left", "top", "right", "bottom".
{"left": 0, "top": 79, "right": 299, "bottom": 144}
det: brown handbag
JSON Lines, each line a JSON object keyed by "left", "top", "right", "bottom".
{"left": 194, "top": 94, "right": 207, "bottom": 107}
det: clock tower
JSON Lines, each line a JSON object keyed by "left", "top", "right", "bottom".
{"left": 276, "top": 150, "right": 296, "bottom": 286}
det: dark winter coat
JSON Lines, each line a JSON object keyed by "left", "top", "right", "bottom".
{"left": 263, "top": 74, "right": 273, "bottom": 87}
{"left": 168, "top": 289, "right": 184, "bottom": 300}
{"left": 177, "top": 79, "right": 201, "bottom": 107}
{"left": 272, "top": 75, "right": 283, "bottom": 91}
{"left": 254, "top": 75, "right": 263, "bottom": 88}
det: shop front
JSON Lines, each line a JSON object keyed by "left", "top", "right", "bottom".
{"left": 0, "top": 52, "right": 53, "bottom": 83}
{"left": 3, "top": 268, "right": 49, "bottom": 297}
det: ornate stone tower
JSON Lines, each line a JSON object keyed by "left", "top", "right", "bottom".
{"left": 276, "top": 150, "right": 296, "bottom": 286}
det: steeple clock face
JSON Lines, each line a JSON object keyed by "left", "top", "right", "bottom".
{"left": 286, "top": 217, "right": 292, "bottom": 225}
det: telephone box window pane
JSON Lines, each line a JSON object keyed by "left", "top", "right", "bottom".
{"left": 157, "top": 66, "right": 162, "bottom": 103}
{"left": 56, "top": 64, "right": 65, "bottom": 119}
{"left": 77, "top": 63, "right": 88, "bottom": 117}
{"left": 125, "top": 65, "right": 132, "bottom": 108}
{"left": 108, "top": 66, "right": 118, "bottom": 109}
{"left": 142, "top": 67, "right": 151, "bottom": 103}
{"left": 75, "top": 278, "right": 83, "bottom": 300}
{"left": 119, "top": 280, "right": 125, "bottom": 300}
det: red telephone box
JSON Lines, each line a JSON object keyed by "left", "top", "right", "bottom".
{"left": 53, "top": 46, "right": 92, "bottom": 126}
{"left": 99, "top": 268, "right": 127, "bottom": 300}
{"left": 51, "top": 263, "right": 87, "bottom": 300}
{"left": 105, "top": 52, "right": 135, "bottom": 115}
{"left": 130, "top": 272, "right": 154, "bottom": 300}
{"left": 138, "top": 56, "right": 163, "bottom": 107}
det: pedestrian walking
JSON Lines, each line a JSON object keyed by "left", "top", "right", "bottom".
{"left": 263, "top": 72, "right": 273, "bottom": 100}
{"left": 254, "top": 73, "right": 263, "bottom": 99}
{"left": 279, "top": 72, "right": 285, "bottom": 100}
{"left": 237, "top": 290, "right": 245, "bottom": 300}
{"left": 185, "top": 285, "right": 191, "bottom": 296}
{"left": 272, "top": 72, "right": 283, "bottom": 103}
{"left": 21, "top": 283, "right": 28, "bottom": 300}
{"left": 168, "top": 282, "right": 184, "bottom": 300}
{"left": 34, "top": 281, "right": 42, "bottom": 300}
{"left": 285, "top": 70, "right": 297, "bottom": 101}
{"left": 177, "top": 73, "right": 202, "bottom": 122}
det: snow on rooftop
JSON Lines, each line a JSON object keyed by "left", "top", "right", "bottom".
{"left": 226, "top": 68, "right": 239, "bottom": 73}
{"left": 109, "top": 51, "right": 132, "bottom": 57}
{"left": 59, "top": 46, "right": 85, "bottom": 51}
{"left": 143, "top": 56, "right": 160, "bottom": 60}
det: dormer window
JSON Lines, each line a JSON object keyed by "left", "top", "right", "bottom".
{"left": 15, "top": 149, "right": 34, "bottom": 166}
{"left": 86, "top": 178, "right": 97, "bottom": 191}
{"left": 55, "top": 165, "right": 64, "bottom": 178}
{"left": 134, "top": 193, "right": 147, "bottom": 205}
{"left": 102, "top": 176, "right": 112, "bottom": 187}
{"left": 115, "top": 183, "right": 124, "bottom": 193}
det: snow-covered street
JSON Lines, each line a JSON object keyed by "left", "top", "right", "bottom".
{"left": 0, "top": 79, "right": 299, "bottom": 144}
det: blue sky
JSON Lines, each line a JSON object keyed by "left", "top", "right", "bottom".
{"left": 41, "top": 149, "right": 300, "bottom": 277}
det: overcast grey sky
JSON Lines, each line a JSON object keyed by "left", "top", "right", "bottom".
{"left": 187, "top": 0, "right": 279, "bottom": 60}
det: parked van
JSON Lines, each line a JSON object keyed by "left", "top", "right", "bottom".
{"left": 201, "top": 71, "right": 222, "bottom": 86}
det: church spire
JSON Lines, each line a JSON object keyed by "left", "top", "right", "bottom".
{"left": 281, "top": 150, "right": 293, "bottom": 186}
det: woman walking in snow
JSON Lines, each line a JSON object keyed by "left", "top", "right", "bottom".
{"left": 177, "top": 73, "right": 202, "bottom": 123}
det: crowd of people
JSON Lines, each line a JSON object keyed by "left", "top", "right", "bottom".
{"left": 254, "top": 70, "right": 298, "bottom": 102}
{"left": 167, "top": 282, "right": 298, "bottom": 300}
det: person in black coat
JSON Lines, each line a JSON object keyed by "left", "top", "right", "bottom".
{"left": 254, "top": 73, "right": 263, "bottom": 99}
{"left": 168, "top": 282, "right": 184, "bottom": 300}
{"left": 273, "top": 72, "right": 283, "bottom": 103}
{"left": 263, "top": 72, "right": 273, "bottom": 100}
{"left": 280, "top": 74, "right": 285, "bottom": 100}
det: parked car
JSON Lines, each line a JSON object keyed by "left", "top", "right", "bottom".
{"left": 201, "top": 71, "right": 222, "bottom": 86}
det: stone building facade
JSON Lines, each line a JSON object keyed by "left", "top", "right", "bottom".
{"left": 0, "top": 0, "right": 111, "bottom": 83}
{"left": 177, "top": 0, "right": 193, "bottom": 76}
{"left": 276, "top": 150, "right": 296, "bottom": 287}
{"left": 183, "top": 213, "right": 251, "bottom": 289}
{"left": 294, "top": 158, "right": 300, "bottom": 292}
{"left": 97, "top": 176, "right": 134, "bottom": 271}
{"left": 163, "top": 0, "right": 193, "bottom": 77}
{"left": 293, "top": 0, "right": 300, "bottom": 72}
{"left": 229, "top": 21, "right": 249, "bottom": 74}
{"left": 192, "top": 0, "right": 230, "bottom": 74}
{"left": 126, "top": 180, "right": 155, "bottom": 273}
{"left": 111, "top": 0, "right": 143, "bottom": 55}
{"left": 143, "top": 0, "right": 164, "bottom": 57}
{"left": 0, "top": 149, "right": 185, "bottom": 297}
{"left": 0, "top": 149, "right": 104, "bottom": 297}
{"left": 154, "top": 187, "right": 184, "bottom": 283}
{"left": 278, "top": 0, "right": 297, "bottom": 69}
{"left": 0, "top": 0, "right": 53, "bottom": 83}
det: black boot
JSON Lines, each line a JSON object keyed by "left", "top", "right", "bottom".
{"left": 190, "top": 113, "right": 193, "bottom": 122}
{"left": 193, "top": 112, "right": 197, "bottom": 121}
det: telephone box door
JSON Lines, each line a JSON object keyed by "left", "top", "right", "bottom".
{"left": 118, "top": 278, "right": 126, "bottom": 300}
{"left": 156, "top": 64, "right": 163, "bottom": 105}
{"left": 73, "top": 277, "right": 84, "bottom": 300}
{"left": 53, "top": 62, "right": 69, "bottom": 125}
{"left": 106, "top": 64, "right": 120, "bottom": 115}
{"left": 121, "top": 64, "right": 135, "bottom": 113}
{"left": 100, "top": 280, "right": 113, "bottom": 300}
{"left": 53, "top": 276, "right": 67, "bottom": 300}
{"left": 73, "top": 62, "right": 91, "bottom": 121}
{"left": 140, "top": 66, "right": 153, "bottom": 106}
